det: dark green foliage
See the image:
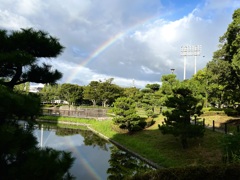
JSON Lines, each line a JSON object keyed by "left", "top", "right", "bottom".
{"left": 131, "top": 165, "right": 240, "bottom": 180}
{"left": 39, "top": 84, "right": 61, "bottom": 104}
{"left": 59, "top": 83, "right": 84, "bottom": 105}
{"left": 145, "top": 83, "right": 160, "bottom": 92}
{"left": 159, "top": 83, "right": 204, "bottom": 148}
{"left": 221, "top": 133, "right": 240, "bottom": 163}
{"left": 123, "top": 87, "right": 143, "bottom": 107}
{"left": 0, "top": 85, "right": 41, "bottom": 120}
{"left": 224, "top": 108, "right": 239, "bottom": 116}
{"left": 0, "top": 121, "right": 75, "bottom": 180}
{"left": 0, "top": 28, "right": 63, "bottom": 89}
{"left": 112, "top": 97, "right": 143, "bottom": 132}
{"left": 83, "top": 79, "right": 123, "bottom": 107}
{"left": 0, "top": 28, "right": 75, "bottom": 179}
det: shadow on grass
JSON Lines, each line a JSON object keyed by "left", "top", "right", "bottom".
{"left": 108, "top": 124, "right": 224, "bottom": 169}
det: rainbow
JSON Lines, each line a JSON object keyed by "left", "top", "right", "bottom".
{"left": 65, "top": 15, "right": 160, "bottom": 83}
{"left": 65, "top": 137, "right": 102, "bottom": 179}
{"left": 38, "top": 130, "right": 102, "bottom": 179}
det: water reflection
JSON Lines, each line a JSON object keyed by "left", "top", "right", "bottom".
{"left": 34, "top": 124, "right": 153, "bottom": 179}
{"left": 108, "top": 146, "right": 154, "bottom": 179}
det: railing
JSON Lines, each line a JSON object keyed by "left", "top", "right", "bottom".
{"left": 193, "top": 117, "right": 240, "bottom": 134}
{"left": 41, "top": 108, "right": 108, "bottom": 118}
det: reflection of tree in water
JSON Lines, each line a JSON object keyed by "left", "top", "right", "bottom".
{"left": 55, "top": 127, "right": 109, "bottom": 151}
{"left": 107, "top": 146, "right": 154, "bottom": 180}
{"left": 81, "top": 130, "right": 109, "bottom": 151}
{"left": 56, "top": 127, "right": 83, "bottom": 136}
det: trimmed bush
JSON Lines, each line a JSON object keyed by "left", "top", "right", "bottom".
{"left": 224, "top": 108, "right": 238, "bottom": 116}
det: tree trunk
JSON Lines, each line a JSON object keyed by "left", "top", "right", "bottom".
{"left": 6, "top": 65, "right": 22, "bottom": 89}
{"left": 102, "top": 100, "right": 108, "bottom": 107}
{"left": 91, "top": 99, "right": 96, "bottom": 106}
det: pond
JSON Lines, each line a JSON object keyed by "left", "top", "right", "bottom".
{"left": 33, "top": 124, "right": 154, "bottom": 179}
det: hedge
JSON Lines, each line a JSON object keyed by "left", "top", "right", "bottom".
{"left": 130, "top": 164, "right": 240, "bottom": 180}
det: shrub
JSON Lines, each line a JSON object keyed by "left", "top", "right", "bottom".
{"left": 224, "top": 108, "right": 238, "bottom": 116}
{"left": 131, "top": 165, "right": 240, "bottom": 180}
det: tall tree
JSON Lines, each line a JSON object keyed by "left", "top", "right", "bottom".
{"left": 83, "top": 81, "right": 101, "bottom": 106}
{"left": 123, "top": 87, "right": 143, "bottom": 107}
{"left": 59, "top": 83, "right": 84, "bottom": 106}
{"left": 141, "top": 87, "right": 158, "bottom": 118}
{"left": 0, "top": 28, "right": 63, "bottom": 89}
{"left": 39, "top": 84, "right": 61, "bottom": 104}
{"left": 159, "top": 74, "right": 180, "bottom": 105}
{"left": 98, "top": 78, "right": 123, "bottom": 107}
{"left": 210, "top": 8, "right": 240, "bottom": 104}
{"left": 0, "top": 28, "right": 75, "bottom": 179}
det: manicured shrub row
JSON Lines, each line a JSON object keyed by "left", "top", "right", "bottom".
{"left": 201, "top": 111, "right": 226, "bottom": 116}
{"left": 202, "top": 107, "right": 240, "bottom": 116}
{"left": 131, "top": 165, "right": 240, "bottom": 180}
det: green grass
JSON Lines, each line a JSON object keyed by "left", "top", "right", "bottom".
{"left": 37, "top": 114, "right": 225, "bottom": 168}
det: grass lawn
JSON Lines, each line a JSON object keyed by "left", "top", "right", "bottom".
{"left": 37, "top": 113, "right": 231, "bottom": 168}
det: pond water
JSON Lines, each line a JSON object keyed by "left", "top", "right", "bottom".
{"left": 33, "top": 124, "right": 154, "bottom": 179}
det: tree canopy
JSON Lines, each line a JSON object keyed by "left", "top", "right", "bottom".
{"left": 0, "top": 28, "right": 63, "bottom": 89}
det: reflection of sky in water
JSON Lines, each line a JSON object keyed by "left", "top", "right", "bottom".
{"left": 34, "top": 129, "right": 111, "bottom": 180}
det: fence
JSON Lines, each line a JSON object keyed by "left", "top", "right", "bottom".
{"left": 193, "top": 116, "right": 240, "bottom": 134}
{"left": 41, "top": 108, "right": 108, "bottom": 119}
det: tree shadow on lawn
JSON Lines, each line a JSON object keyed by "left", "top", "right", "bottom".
{"left": 109, "top": 125, "right": 223, "bottom": 168}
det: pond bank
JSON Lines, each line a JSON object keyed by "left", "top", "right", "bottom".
{"left": 36, "top": 119, "right": 162, "bottom": 169}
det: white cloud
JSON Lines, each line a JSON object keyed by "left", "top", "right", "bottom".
{"left": 0, "top": 0, "right": 239, "bottom": 87}
{"left": 0, "top": 10, "right": 32, "bottom": 30}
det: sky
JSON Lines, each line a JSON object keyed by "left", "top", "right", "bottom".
{"left": 0, "top": 0, "right": 240, "bottom": 88}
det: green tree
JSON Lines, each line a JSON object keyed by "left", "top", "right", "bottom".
{"left": 123, "top": 87, "right": 143, "bottom": 107}
{"left": 14, "top": 82, "right": 30, "bottom": 92}
{"left": 112, "top": 97, "right": 144, "bottom": 132}
{"left": 208, "top": 8, "right": 240, "bottom": 106}
{"left": 83, "top": 81, "right": 101, "bottom": 106}
{"left": 145, "top": 83, "right": 160, "bottom": 92}
{"left": 0, "top": 28, "right": 63, "bottom": 89}
{"left": 159, "top": 74, "right": 180, "bottom": 105}
{"left": 141, "top": 87, "right": 158, "bottom": 118}
{"left": 158, "top": 83, "right": 204, "bottom": 149}
{"left": 0, "top": 85, "right": 41, "bottom": 120}
{"left": 0, "top": 28, "right": 75, "bottom": 179}
{"left": 0, "top": 87, "right": 75, "bottom": 179}
{"left": 39, "top": 84, "right": 61, "bottom": 104}
{"left": 98, "top": 78, "right": 123, "bottom": 107}
{"left": 59, "top": 83, "right": 84, "bottom": 106}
